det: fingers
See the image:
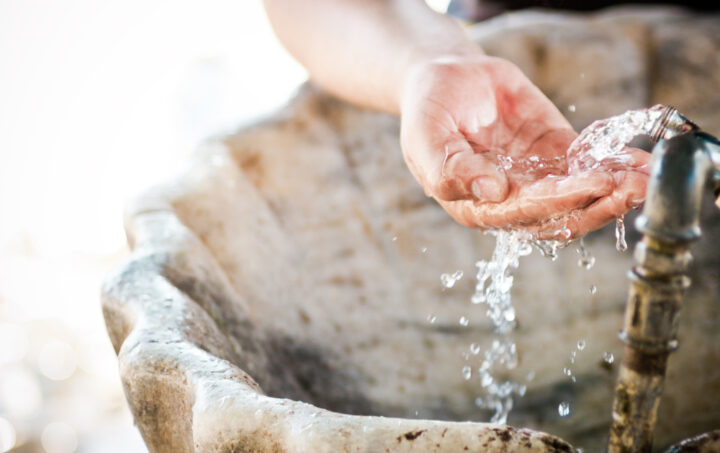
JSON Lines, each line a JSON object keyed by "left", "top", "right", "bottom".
{"left": 440, "top": 171, "right": 614, "bottom": 229}
{"left": 410, "top": 134, "right": 510, "bottom": 203}
{"left": 532, "top": 170, "right": 648, "bottom": 240}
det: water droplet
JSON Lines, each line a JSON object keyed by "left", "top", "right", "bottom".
{"left": 577, "top": 340, "right": 586, "bottom": 350}
{"left": 441, "top": 270, "right": 464, "bottom": 289}
{"left": 615, "top": 216, "right": 628, "bottom": 252}
{"left": 481, "top": 373, "right": 494, "bottom": 388}
{"left": 558, "top": 401, "right": 571, "bottom": 417}
{"left": 576, "top": 238, "right": 596, "bottom": 269}
{"left": 420, "top": 246, "right": 428, "bottom": 254}
{"left": 578, "top": 255, "right": 596, "bottom": 269}
{"left": 462, "top": 366, "right": 472, "bottom": 380}
{"left": 526, "top": 370, "right": 536, "bottom": 382}
{"left": 568, "top": 104, "right": 577, "bottom": 112}
{"left": 563, "top": 367, "right": 573, "bottom": 377}
{"left": 427, "top": 314, "right": 437, "bottom": 324}
{"left": 392, "top": 236, "right": 398, "bottom": 242}
{"left": 470, "top": 343, "right": 481, "bottom": 355}
{"left": 518, "top": 242, "right": 533, "bottom": 256}
{"left": 589, "top": 285, "right": 598, "bottom": 295}
{"left": 602, "top": 351, "right": 614, "bottom": 364}
{"left": 459, "top": 316, "right": 469, "bottom": 326}
{"left": 503, "top": 308, "right": 516, "bottom": 322}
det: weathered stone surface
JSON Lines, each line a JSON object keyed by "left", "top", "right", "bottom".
{"left": 664, "top": 430, "right": 720, "bottom": 453}
{"left": 103, "top": 7, "right": 720, "bottom": 453}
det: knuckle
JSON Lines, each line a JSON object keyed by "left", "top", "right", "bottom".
{"left": 431, "top": 175, "right": 463, "bottom": 201}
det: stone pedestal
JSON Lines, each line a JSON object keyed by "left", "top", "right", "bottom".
{"left": 102, "top": 7, "right": 720, "bottom": 452}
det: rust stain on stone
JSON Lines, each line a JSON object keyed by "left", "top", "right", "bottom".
{"left": 539, "top": 435, "right": 573, "bottom": 453}
{"left": 397, "top": 429, "right": 427, "bottom": 442}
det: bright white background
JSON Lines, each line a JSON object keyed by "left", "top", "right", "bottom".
{"left": 0, "top": 1, "right": 307, "bottom": 451}
{"left": 0, "top": 0, "right": 450, "bottom": 451}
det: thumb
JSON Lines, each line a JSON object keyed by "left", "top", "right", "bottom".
{"left": 429, "top": 136, "right": 509, "bottom": 203}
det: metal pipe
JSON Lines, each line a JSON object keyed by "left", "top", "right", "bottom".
{"left": 608, "top": 132, "right": 717, "bottom": 453}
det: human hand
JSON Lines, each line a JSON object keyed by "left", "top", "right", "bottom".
{"left": 400, "top": 55, "right": 650, "bottom": 239}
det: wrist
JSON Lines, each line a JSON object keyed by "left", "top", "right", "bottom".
{"left": 398, "top": 49, "right": 492, "bottom": 114}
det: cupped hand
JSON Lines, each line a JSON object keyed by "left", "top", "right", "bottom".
{"left": 400, "top": 55, "right": 650, "bottom": 239}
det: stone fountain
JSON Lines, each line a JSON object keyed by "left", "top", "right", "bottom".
{"left": 102, "top": 7, "right": 720, "bottom": 452}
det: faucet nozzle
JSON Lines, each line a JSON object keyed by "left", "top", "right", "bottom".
{"left": 649, "top": 106, "right": 699, "bottom": 143}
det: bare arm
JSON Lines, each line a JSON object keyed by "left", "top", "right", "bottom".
{"left": 262, "top": 0, "right": 650, "bottom": 238}
{"left": 262, "top": 0, "right": 480, "bottom": 114}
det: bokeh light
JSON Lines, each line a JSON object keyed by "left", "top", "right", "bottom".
{"left": 38, "top": 340, "right": 77, "bottom": 381}
{"left": 0, "top": 365, "right": 42, "bottom": 418}
{"left": 41, "top": 422, "right": 78, "bottom": 453}
{"left": 0, "top": 0, "right": 306, "bottom": 450}
{"left": 0, "top": 417, "right": 17, "bottom": 453}
{"left": 0, "top": 323, "right": 28, "bottom": 365}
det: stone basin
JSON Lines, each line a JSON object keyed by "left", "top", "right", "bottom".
{"left": 102, "top": 8, "right": 720, "bottom": 452}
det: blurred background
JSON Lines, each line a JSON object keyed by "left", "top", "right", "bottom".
{"left": 0, "top": 0, "right": 315, "bottom": 451}
{"left": 0, "top": 0, "right": 453, "bottom": 450}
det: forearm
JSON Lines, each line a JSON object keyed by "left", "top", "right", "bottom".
{"left": 262, "top": 0, "right": 483, "bottom": 114}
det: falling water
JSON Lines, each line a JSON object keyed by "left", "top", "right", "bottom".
{"left": 615, "top": 216, "right": 628, "bottom": 252}
{"left": 454, "top": 106, "right": 664, "bottom": 423}
{"left": 469, "top": 230, "right": 555, "bottom": 424}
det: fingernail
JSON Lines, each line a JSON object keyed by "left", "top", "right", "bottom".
{"left": 471, "top": 177, "right": 502, "bottom": 202}
{"left": 629, "top": 195, "right": 645, "bottom": 208}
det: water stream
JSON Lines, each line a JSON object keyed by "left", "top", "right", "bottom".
{"left": 460, "top": 105, "right": 665, "bottom": 423}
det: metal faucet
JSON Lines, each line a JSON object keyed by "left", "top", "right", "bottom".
{"left": 608, "top": 107, "right": 720, "bottom": 453}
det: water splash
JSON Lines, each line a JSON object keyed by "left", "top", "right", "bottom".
{"left": 567, "top": 104, "right": 664, "bottom": 172}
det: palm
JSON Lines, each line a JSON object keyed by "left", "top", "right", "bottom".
{"left": 400, "top": 56, "right": 649, "bottom": 239}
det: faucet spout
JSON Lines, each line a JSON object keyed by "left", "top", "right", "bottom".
{"left": 608, "top": 130, "right": 718, "bottom": 453}
{"left": 635, "top": 133, "right": 714, "bottom": 243}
